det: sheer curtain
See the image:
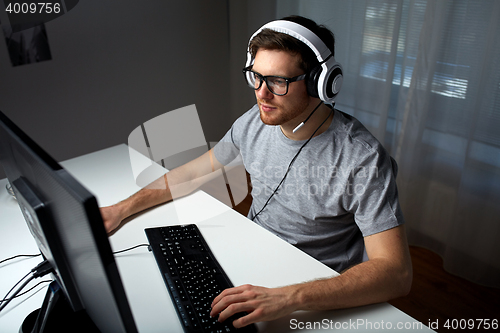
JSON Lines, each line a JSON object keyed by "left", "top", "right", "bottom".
{"left": 271, "top": 0, "right": 500, "bottom": 288}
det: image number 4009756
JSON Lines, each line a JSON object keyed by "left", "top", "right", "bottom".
{"left": 3, "top": 1, "right": 80, "bottom": 33}
{"left": 6, "top": 2, "right": 61, "bottom": 14}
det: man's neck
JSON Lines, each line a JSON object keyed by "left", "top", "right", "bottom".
{"left": 280, "top": 103, "right": 333, "bottom": 141}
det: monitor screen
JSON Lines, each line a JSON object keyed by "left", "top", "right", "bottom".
{"left": 0, "top": 110, "right": 137, "bottom": 333}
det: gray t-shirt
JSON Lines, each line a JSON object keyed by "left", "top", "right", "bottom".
{"left": 214, "top": 104, "right": 404, "bottom": 272}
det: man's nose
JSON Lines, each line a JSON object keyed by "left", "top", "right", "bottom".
{"left": 256, "top": 81, "right": 274, "bottom": 99}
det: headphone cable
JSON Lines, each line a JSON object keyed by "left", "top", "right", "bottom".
{"left": 293, "top": 101, "right": 323, "bottom": 133}
{"left": 252, "top": 103, "right": 333, "bottom": 221}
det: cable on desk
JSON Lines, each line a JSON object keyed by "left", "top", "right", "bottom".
{"left": 0, "top": 280, "right": 51, "bottom": 302}
{"left": 0, "top": 273, "right": 36, "bottom": 312}
{"left": 0, "top": 271, "right": 31, "bottom": 305}
{"left": 1, "top": 243, "right": 152, "bottom": 264}
{"left": 0, "top": 260, "right": 53, "bottom": 313}
{"left": 0, "top": 245, "right": 150, "bottom": 312}
{"left": 113, "top": 243, "right": 151, "bottom": 255}
{"left": 0, "top": 253, "right": 41, "bottom": 265}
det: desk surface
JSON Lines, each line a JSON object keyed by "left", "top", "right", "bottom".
{"left": 0, "top": 144, "right": 433, "bottom": 332}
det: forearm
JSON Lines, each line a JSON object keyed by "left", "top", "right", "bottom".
{"left": 291, "top": 257, "right": 412, "bottom": 311}
{"left": 211, "top": 227, "right": 412, "bottom": 328}
{"left": 210, "top": 258, "right": 411, "bottom": 328}
{"left": 114, "top": 174, "right": 173, "bottom": 220}
{"left": 113, "top": 149, "right": 221, "bottom": 221}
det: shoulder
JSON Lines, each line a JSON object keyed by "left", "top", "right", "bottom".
{"left": 333, "top": 110, "right": 381, "bottom": 152}
{"left": 214, "top": 105, "right": 262, "bottom": 164}
{"left": 230, "top": 104, "right": 269, "bottom": 142}
{"left": 232, "top": 104, "right": 261, "bottom": 130}
{"left": 330, "top": 110, "right": 396, "bottom": 175}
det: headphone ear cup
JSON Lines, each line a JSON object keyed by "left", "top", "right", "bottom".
{"left": 244, "top": 56, "right": 257, "bottom": 88}
{"left": 317, "top": 59, "right": 343, "bottom": 103}
{"left": 306, "top": 65, "right": 321, "bottom": 98}
{"left": 245, "top": 70, "right": 256, "bottom": 88}
{"left": 325, "top": 66, "right": 343, "bottom": 99}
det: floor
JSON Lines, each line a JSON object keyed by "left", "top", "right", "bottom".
{"left": 388, "top": 246, "right": 500, "bottom": 332}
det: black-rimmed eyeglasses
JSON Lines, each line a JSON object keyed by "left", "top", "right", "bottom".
{"left": 242, "top": 66, "right": 307, "bottom": 96}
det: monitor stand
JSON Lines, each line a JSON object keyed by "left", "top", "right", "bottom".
{"left": 20, "top": 281, "right": 101, "bottom": 333}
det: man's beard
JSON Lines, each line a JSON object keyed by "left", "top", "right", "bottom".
{"left": 257, "top": 99, "right": 310, "bottom": 126}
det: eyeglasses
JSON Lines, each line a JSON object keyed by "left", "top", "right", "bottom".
{"left": 242, "top": 66, "right": 306, "bottom": 96}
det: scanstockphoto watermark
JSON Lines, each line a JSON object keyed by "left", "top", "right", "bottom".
{"left": 249, "top": 161, "right": 380, "bottom": 198}
{"left": 290, "top": 318, "right": 426, "bottom": 330}
{"left": 250, "top": 161, "right": 380, "bottom": 180}
{"left": 252, "top": 178, "right": 371, "bottom": 199}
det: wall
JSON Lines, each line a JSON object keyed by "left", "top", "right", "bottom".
{"left": 0, "top": 1, "right": 234, "bottom": 179}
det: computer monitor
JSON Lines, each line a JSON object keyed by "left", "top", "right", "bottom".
{"left": 0, "top": 110, "right": 138, "bottom": 333}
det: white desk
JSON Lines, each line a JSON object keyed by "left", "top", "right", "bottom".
{"left": 0, "top": 144, "right": 433, "bottom": 332}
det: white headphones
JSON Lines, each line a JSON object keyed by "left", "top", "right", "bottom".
{"left": 245, "top": 20, "right": 343, "bottom": 104}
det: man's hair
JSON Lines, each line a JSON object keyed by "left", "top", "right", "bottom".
{"left": 248, "top": 15, "right": 335, "bottom": 73}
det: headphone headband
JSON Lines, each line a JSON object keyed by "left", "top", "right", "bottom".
{"left": 248, "top": 20, "right": 331, "bottom": 64}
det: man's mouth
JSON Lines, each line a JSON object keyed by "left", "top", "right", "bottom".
{"left": 259, "top": 103, "right": 277, "bottom": 112}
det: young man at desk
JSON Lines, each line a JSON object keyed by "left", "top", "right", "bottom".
{"left": 101, "top": 15, "right": 412, "bottom": 329}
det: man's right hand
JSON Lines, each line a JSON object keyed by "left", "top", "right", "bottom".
{"left": 100, "top": 205, "right": 125, "bottom": 234}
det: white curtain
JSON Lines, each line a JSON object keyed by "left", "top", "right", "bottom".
{"left": 269, "top": 0, "right": 500, "bottom": 288}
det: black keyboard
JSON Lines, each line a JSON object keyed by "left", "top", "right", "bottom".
{"left": 145, "top": 224, "right": 258, "bottom": 333}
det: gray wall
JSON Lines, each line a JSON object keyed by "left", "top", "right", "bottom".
{"left": 0, "top": 1, "right": 242, "bottom": 179}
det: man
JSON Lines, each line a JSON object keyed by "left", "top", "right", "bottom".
{"left": 101, "top": 15, "right": 412, "bottom": 329}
